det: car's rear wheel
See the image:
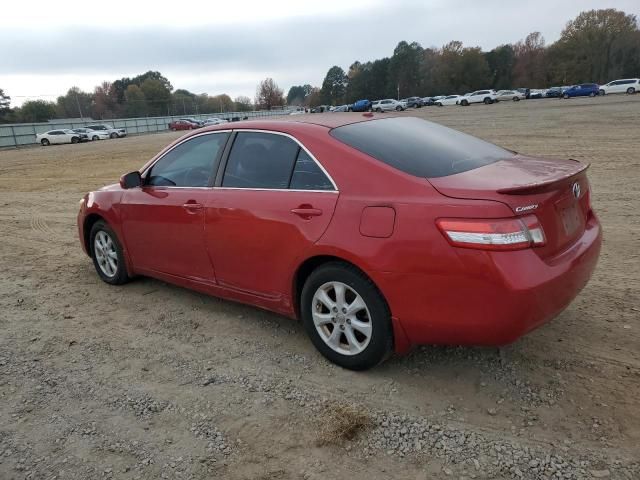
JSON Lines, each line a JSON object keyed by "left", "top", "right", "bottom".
{"left": 599, "top": 89, "right": 606, "bottom": 96}
{"left": 110, "top": 132, "right": 118, "bottom": 139}
{"left": 627, "top": 87, "right": 636, "bottom": 94}
{"left": 92, "top": 135, "right": 99, "bottom": 141}
{"left": 513, "top": 97, "right": 520, "bottom": 101}
{"left": 376, "top": 108, "right": 382, "bottom": 113}
{"left": 436, "top": 102, "right": 442, "bottom": 107}
{"left": 90, "top": 220, "right": 129, "bottom": 285}
{"left": 71, "top": 137, "right": 79, "bottom": 144}
{"left": 483, "top": 98, "right": 492, "bottom": 104}
{"left": 41, "top": 139, "right": 50, "bottom": 146}
{"left": 460, "top": 99, "right": 469, "bottom": 106}
{"left": 301, "top": 262, "right": 393, "bottom": 370}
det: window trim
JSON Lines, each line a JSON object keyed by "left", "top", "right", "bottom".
{"left": 214, "top": 129, "right": 338, "bottom": 192}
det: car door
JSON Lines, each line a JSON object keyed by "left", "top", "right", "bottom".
{"left": 120, "top": 131, "right": 230, "bottom": 282}
{"left": 48, "top": 131, "right": 62, "bottom": 144}
{"left": 205, "top": 130, "right": 338, "bottom": 300}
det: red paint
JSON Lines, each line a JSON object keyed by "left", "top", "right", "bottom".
{"left": 78, "top": 116, "right": 602, "bottom": 353}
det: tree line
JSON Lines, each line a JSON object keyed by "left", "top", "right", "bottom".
{"left": 288, "top": 8, "right": 639, "bottom": 107}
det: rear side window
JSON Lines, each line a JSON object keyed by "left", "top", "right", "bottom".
{"left": 330, "top": 117, "right": 514, "bottom": 178}
{"left": 222, "top": 132, "right": 334, "bottom": 190}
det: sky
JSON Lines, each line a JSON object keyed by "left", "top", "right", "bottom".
{"left": 1, "top": 0, "right": 638, "bottom": 106}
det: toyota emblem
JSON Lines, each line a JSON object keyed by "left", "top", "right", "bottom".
{"left": 572, "top": 182, "right": 581, "bottom": 199}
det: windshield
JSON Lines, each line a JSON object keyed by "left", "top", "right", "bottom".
{"left": 330, "top": 117, "right": 514, "bottom": 178}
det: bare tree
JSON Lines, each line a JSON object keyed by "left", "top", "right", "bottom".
{"left": 255, "top": 78, "right": 285, "bottom": 110}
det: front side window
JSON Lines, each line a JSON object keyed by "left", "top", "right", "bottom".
{"left": 146, "top": 133, "right": 229, "bottom": 187}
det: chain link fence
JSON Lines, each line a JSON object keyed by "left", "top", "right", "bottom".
{"left": 0, "top": 109, "right": 292, "bottom": 148}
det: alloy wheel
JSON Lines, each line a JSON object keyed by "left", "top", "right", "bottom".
{"left": 311, "top": 281, "right": 372, "bottom": 356}
{"left": 94, "top": 230, "right": 118, "bottom": 278}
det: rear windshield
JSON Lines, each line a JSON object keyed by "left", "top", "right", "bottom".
{"left": 330, "top": 117, "right": 514, "bottom": 178}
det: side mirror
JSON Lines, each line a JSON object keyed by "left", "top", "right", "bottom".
{"left": 119, "top": 171, "right": 142, "bottom": 189}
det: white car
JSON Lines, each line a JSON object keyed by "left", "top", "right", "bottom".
{"left": 36, "top": 129, "right": 85, "bottom": 146}
{"left": 599, "top": 78, "right": 639, "bottom": 95}
{"left": 203, "top": 117, "right": 229, "bottom": 126}
{"left": 85, "top": 124, "right": 127, "bottom": 138}
{"left": 435, "top": 95, "right": 462, "bottom": 106}
{"left": 371, "top": 99, "right": 405, "bottom": 112}
{"left": 73, "top": 128, "right": 110, "bottom": 141}
{"left": 495, "top": 90, "right": 526, "bottom": 102}
{"left": 458, "top": 90, "right": 497, "bottom": 106}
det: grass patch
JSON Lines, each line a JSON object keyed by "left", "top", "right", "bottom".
{"left": 316, "top": 402, "right": 371, "bottom": 446}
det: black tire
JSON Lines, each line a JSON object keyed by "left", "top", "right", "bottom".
{"left": 376, "top": 108, "right": 382, "bottom": 113}
{"left": 513, "top": 97, "right": 520, "bottom": 101}
{"left": 41, "top": 139, "right": 50, "bottom": 146}
{"left": 71, "top": 137, "right": 79, "bottom": 144}
{"left": 110, "top": 132, "right": 118, "bottom": 139}
{"left": 599, "top": 89, "right": 605, "bottom": 96}
{"left": 627, "top": 87, "right": 636, "bottom": 94}
{"left": 348, "top": 107, "right": 353, "bottom": 112}
{"left": 301, "top": 262, "right": 393, "bottom": 370}
{"left": 460, "top": 99, "right": 469, "bottom": 106}
{"left": 89, "top": 220, "right": 129, "bottom": 285}
{"left": 436, "top": 102, "right": 442, "bottom": 107}
{"left": 483, "top": 98, "right": 492, "bottom": 104}
{"left": 92, "top": 135, "right": 99, "bottom": 141}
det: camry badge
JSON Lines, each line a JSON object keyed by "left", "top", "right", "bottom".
{"left": 572, "top": 182, "right": 581, "bottom": 199}
{"left": 515, "top": 204, "right": 538, "bottom": 213}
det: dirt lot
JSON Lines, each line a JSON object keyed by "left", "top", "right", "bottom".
{"left": 1, "top": 95, "right": 639, "bottom": 480}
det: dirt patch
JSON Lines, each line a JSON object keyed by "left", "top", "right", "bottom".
{"left": 1, "top": 95, "right": 639, "bottom": 479}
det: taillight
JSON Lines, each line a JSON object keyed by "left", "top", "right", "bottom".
{"left": 436, "top": 215, "right": 546, "bottom": 251}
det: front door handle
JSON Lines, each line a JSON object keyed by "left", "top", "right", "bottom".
{"left": 183, "top": 201, "right": 203, "bottom": 213}
{"left": 291, "top": 207, "right": 323, "bottom": 219}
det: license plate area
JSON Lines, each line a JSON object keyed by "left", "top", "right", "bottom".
{"left": 560, "top": 203, "right": 581, "bottom": 235}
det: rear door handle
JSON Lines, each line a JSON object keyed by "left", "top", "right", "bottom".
{"left": 291, "top": 207, "right": 323, "bottom": 219}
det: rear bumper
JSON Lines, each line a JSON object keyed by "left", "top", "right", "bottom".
{"left": 377, "top": 213, "right": 602, "bottom": 349}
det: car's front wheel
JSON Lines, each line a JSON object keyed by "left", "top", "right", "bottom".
{"left": 90, "top": 220, "right": 129, "bottom": 285}
{"left": 599, "top": 89, "right": 605, "bottom": 96}
{"left": 301, "top": 262, "right": 393, "bottom": 370}
{"left": 92, "top": 135, "right": 99, "bottom": 141}
{"left": 563, "top": 93, "right": 569, "bottom": 99}
{"left": 460, "top": 99, "right": 469, "bottom": 106}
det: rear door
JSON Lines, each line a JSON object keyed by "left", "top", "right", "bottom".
{"left": 205, "top": 131, "right": 338, "bottom": 299}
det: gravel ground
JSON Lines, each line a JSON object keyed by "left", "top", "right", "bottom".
{"left": 0, "top": 95, "right": 639, "bottom": 479}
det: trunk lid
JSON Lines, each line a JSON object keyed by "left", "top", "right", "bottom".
{"left": 428, "top": 155, "right": 591, "bottom": 258}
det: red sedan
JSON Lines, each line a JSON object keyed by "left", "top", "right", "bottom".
{"left": 77, "top": 115, "right": 602, "bottom": 370}
{"left": 168, "top": 120, "right": 199, "bottom": 131}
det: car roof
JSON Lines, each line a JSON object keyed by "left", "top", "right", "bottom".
{"left": 198, "top": 113, "right": 381, "bottom": 132}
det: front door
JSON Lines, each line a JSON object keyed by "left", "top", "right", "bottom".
{"left": 205, "top": 131, "right": 339, "bottom": 300}
{"left": 120, "top": 132, "right": 230, "bottom": 282}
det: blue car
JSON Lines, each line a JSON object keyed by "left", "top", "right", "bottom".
{"left": 349, "top": 99, "right": 372, "bottom": 112}
{"left": 562, "top": 84, "right": 599, "bottom": 99}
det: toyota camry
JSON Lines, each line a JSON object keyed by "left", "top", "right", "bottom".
{"left": 77, "top": 115, "right": 602, "bottom": 370}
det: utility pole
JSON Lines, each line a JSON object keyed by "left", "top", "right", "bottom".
{"left": 397, "top": 84, "right": 400, "bottom": 100}
{"left": 75, "top": 93, "right": 84, "bottom": 120}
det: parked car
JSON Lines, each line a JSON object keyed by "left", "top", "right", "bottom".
{"left": 178, "top": 118, "right": 204, "bottom": 127}
{"left": 516, "top": 88, "right": 531, "bottom": 99}
{"left": 169, "top": 120, "right": 199, "bottom": 131}
{"left": 332, "top": 105, "right": 349, "bottom": 112}
{"left": 85, "top": 124, "right": 127, "bottom": 139}
{"left": 421, "top": 97, "right": 435, "bottom": 106}
{"left": 598, "top": 78, "right": 639, "bottom": 95}
{"left": 371, "top": 99, "right": 405, "bottom": 112}
{"left": 545, "top": 87, "right": 564, "bottom": 98}
{"left": 459, "top": 90, "right": 497, "bottom": 106}
{"left": 529, "top": 89, "right": 545, "bottom": 99}
{"left": 349, "top": 99, "right": 372, "bottom": 112}
{"left": 561, "top": 84, "right": 599, "bottom": 99}
{"left": 203, "top": 118, "right": 229, "bottom": 126}
{"left": 495, "top": 90, "right": 525, "bottom": 102}
{"left": 435, "top": 95, "right": 462, "bottom": 106}
{"left": 36, "top": 129, "right": 85, "bottom": 146}
{"left": 73, "top": 128, "right": 110, "bottom": 141}
{"left": 78, "top": 116, "right": 601, "bottom": 370}
{"left": 404, "top": 97, "right": 424, "bottom": 108}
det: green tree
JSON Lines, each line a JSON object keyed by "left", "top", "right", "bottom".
{"left": 172, "top": 89, "right": 197, "bottom": 115}
{"left": 320, "top": 66, "right": 347, "bottom": 104}
{"left": 0, "top": 89, "right": 11, "bottom": 122}
{"left": 140, "top": 78, "right": 171, "bottom": 116}
{"left": 485, "top": 44, "right": 515, "bottom": 90}
{"left": 55, "top": 87, "right": 93, "bottom": 119}
{"left": 255, "top": 78, "right": 285, "bottom": 110}
{"left": 17, "top": 100, "right": 56, "bottom": 122}
{"left": 551, "top": 9, "right": 639, "bottom": 83}
{"left": 389, "top": 41, "right": 424, "bottom": 98}
{"left": 286, "top": 85, "right": 312, "bottom": 105}
{"left": 124, "top": 84, "right": 147, "bottom": 117}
